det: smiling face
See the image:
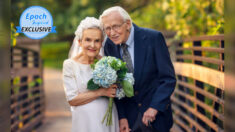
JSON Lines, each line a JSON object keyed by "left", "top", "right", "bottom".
{"left": 101, "top": 11, "right": 131, "bottom": 45}
{"left": 79, "top": 28, "right": 103, "bottom": 58}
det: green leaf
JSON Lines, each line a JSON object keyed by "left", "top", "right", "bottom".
{"left": 110, "top": 60, "right": 119, "bottom": 70}
{"left": 116, "top": 61, "right": 127, "bottom": 80}
{"left": 90, "top": 59, "right": 99, "bottom": 69}
{"left": 87, "top": 79, "right": 99, "bottom": 90}
{"left": 36, "top": 78, "right": 42, "bottom": 84}
{"left": 121, "top": 80, "right": 134, "bottom": 97}
{"left": 28, "top": 82, "right": 35, "bottom": 88}
{"left": 117, "top": 70, "right": 127, "bottom": 80}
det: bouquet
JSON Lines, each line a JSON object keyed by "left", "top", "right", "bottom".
{"left": 87, "top": 56, "right": 135, "bottom": 126}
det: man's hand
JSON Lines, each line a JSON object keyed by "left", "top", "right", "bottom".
{"left": 142, "top": 108, "right": 158, "bottom": 126}
{"left": 119, "top": 118, "right": 131, "bottom": 132}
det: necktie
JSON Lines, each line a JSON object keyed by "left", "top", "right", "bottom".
{"left": 121, "top": 43, "right": 134, "bottom": 73}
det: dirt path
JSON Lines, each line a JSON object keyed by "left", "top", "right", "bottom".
{"left": 37, "top": 68, "right": 72, "bottom": 132}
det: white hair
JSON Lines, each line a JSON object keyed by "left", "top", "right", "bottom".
{"left": 99, "top": 6, "right": 132, "bottom": 25}
{"left": 74, "top": 17, "right": 104, "bottom": 41}
{"left": 69, "top": 17, "right": 104, "bottom": 58}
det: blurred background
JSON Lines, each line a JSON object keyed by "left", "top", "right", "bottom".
{"left": 7, "top": 0, "right": 232, "bottom": 132}
{"left": 11, "top": 0, "right": 224, "bottom": 70}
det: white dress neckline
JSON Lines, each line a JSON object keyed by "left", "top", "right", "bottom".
{"left": 70, "top": 59, "right": 91, "bottom": 66}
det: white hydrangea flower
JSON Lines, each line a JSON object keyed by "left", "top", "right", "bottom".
{"left": 116, "top": 88, "right": 125, "bottom": 100}
{"left": 124, "top": 73, "right": 135, "bottom": 85}
{"left": 93, "top": 65, "right": 117, "bottom": 88}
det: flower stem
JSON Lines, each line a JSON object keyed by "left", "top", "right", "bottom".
{"left": 102, "top": 97, "right": 113, "bottom": 126}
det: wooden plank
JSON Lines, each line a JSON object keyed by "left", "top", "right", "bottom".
{"left": 14, "top": 44, "right": 40, "bottom": 53}
{"left": 13, "top": 48, "right": 22, "bottom": 54}
{"left": 12, "top": 60, "right": 36, "bottom": 63}
{"left": 183, "top": 35, "right": 224, "bottom": 42}
{"left": 176, "top": 47, "right": 224, "bottom": 53}
{"left": 12, "top": 81, "right": 28, "bottom": 89}
{"left": 12, "top": 53, "right": 35, "bottom": 57}
{"left": 170, "top": 124, "right": 183, "bottom": 132}
{"left": 11, "top": 98, "right": 44, "bottom": 119}
{"left": 11, "top": 94, "right": 44, "bottom": 109}
{"left": 22, "top": 105, "right": 44, "bottom": 121}
{"left": 173, "top": 115, "right": 192, "bottom": 132}
{"left": 171, "top": 96, "right": 224, "bottom": 131}
{"left": 11, "top": 86, "right": 41, "bottom": 99}
{"left": 176, "top": 55, "right": 224, "bottom": 65}
{"left": 174, "top": 89, "right": 224, "bottom": 121}
{"left": 173, "top": 62, "right": 224, "bottom": 90}
{"left": 172, "top": 104, "right": 207, "bottom": 132}
{"left": 11, "top": 67, "right": 41, "bottom": 78}
{"left": 177, "top": 80, "right": 224, "bottom": 105}
{"left": 21, "top": 114, "right": 43, "bottom": 132}
{"left": 11, "top": 106, "right": 44, "bottom": 130}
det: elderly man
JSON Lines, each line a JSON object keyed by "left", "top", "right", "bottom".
{"left": 100, "top": 6, "right": 176, "bottom": 132}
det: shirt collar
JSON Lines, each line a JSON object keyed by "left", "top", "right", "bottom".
{"left": 125, "top": 25, "right": 134, "bottom": 47}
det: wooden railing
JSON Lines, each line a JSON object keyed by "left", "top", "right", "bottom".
{"left": 169, "top": 35, "right": 224, "bottom": 132}
{"left": 10, "top": 38, "right": 45, "bottom": 132}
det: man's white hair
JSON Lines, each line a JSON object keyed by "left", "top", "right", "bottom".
{"left": 99, "top": 6, "right": 132, "bottom": 25}
{"left": 75, "top": 17, "right": 104, "bottom": 41}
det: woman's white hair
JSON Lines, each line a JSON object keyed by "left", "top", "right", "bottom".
{"left": 69, "top": 17, "right": 104, "bottom": 58}
{"left": 99, "top": 6, "right": 132, "bottom": 25}
{"left": 74, "top": 17, "right": 104, "bottom": 41}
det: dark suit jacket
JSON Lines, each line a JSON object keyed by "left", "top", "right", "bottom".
{"left": 104, "top": 24, "right": 176, "bottom": 132}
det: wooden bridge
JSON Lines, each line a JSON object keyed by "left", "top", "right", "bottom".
{"left": 169, "top": 35, "right": 224, "bottom": 132}
{"left": 9, "top": 35, "right": 226, "bottom": 132}
{"left": 10, "top": 38, "right": 45, "bottom": 131}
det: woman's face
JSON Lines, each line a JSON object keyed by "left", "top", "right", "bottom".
{"left": 79, "top": 28, "right": 103, "bottom": 58}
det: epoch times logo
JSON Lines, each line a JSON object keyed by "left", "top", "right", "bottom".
{"left": 16, "top": 6, "right": 56, "bottom": 39}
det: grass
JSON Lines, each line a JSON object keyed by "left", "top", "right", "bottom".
{"left": 40, "top": 41, "right": 70, "bottom": 69}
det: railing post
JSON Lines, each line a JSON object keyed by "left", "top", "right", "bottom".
{"left": 193, "top": 41, "right": 207, "bottom": 129}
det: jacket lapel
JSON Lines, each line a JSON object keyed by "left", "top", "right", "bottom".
{"left": 116, "top": 44, "right": 121, "bottom": 59}
{"left": 133, "top": 24, "right": 147, "bottom": 85}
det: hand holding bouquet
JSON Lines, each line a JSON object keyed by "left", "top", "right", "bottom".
{"left": 87, "top": 56, "right": 135, "bottom": 126}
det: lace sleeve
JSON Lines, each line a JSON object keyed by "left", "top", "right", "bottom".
{"left": 62, "top": 59, "right": 78, "bottom": 101}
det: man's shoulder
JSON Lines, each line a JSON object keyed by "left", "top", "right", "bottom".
{"left": 139, "top": 27, "right": 162, "bottom": 37}
{"left": 134, "top": 24, "right": 162, "bottom": 37}
{"left": 104, "top": 38, "right": 117, "bottom": 54}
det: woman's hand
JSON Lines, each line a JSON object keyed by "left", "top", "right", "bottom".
{"left": 99, "top": 84, "right": 117, "bottom": 98}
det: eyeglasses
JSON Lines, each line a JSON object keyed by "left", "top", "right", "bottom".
{"left": 104, "top": 22, "right": 125, "bottom": 33}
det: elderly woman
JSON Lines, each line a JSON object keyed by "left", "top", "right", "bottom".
{"left": 63, "top": 17, "right": 119, "bottom": 132}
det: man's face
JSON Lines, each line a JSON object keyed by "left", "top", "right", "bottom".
{"left": 101, "top": 11, "right": 131, "bottom": 45}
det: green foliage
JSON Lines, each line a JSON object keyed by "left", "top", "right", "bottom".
{"left": 121, "top": 80, "right": 134, "bottom": 97}
{"left": 28, "top": 81, "right": 35, "bottom": 88}
{"left": 11, "top": 0, "right": 223, "bottom": 40}
{"left": 40, "top": 41, "right": 70, "bottom": 69}
{"left": 117, "top": 66, "right": 128, "bottom": 80}
{"left": 51, "top": 0, "right": 122, "bottom": 37}
{"left": 90, "top": 59, "right": 99, "bottom": 69}
{"left": 36, "top": 78, "right": 42, "bottom": 84}
{"left": 13, "top": 77, "right": 20, "bottom": 94}
{"left": 87, "top": 79, "right": 99, "bottom": 90}
{"left": 11, "top": 23, "right": 19, "bottom": 47}
{"left": 130, "top": 0, "right": 224, "bottom": 39}
{"left": 109, "top": 59, "right": 119, "bottom": 70}
{"left": 110, "top": 58, "right": 127, "bottom": 72}
{"left": 28, "top": 78, "right": 42, "bottom": 88}
{"left": 114, "top": 61, "right": 128, "bottom": 80}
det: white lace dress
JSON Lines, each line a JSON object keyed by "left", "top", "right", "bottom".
{"left": 63, "top": 59, "right": 119, "bottom": 132}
